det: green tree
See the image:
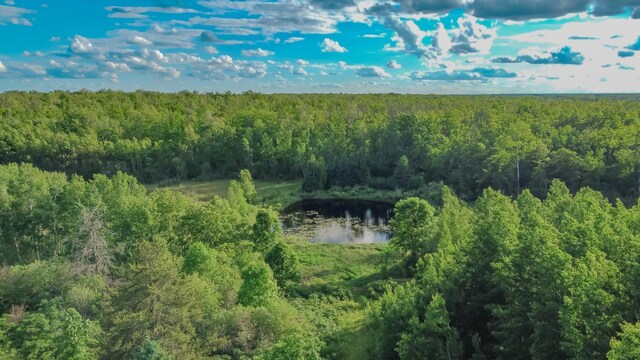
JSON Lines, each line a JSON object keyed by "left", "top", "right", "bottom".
{"left": 252, "top": 208, "right": 282, "bottom": 253}
{"left": 258, "top": 331, "right": 322, "bottom": 360}
{"left": 389, "top": 197, "right": 437, "bottom": 268}
{"left": 265, "top": 241, "right": 300, "bottom": 288}
{"left": 396, "top": 293, "right": 463, "bottom": 360}
{"left": 239, "top": 169, "right": 257, "bottom": 204}
{"left": 182, "top": 242, "right": 242, "bottom": 308}
{"left": 369, "top": 283, "right": 418, "bottom": 360}
{"left": 608, "top": 322, "right": 640, "bottom": 360}
{"left": 393, "top": 155, "right": 412, "bottom": 189}
{"left": 133, "top": 339, "right": 171, "bottom": 360}
{"left": 560, "top": 250, "right": 622, "bottom": 359}
{"left": 7, "top": 302, "right": 101, "bottom": 360}
{"left": 106, "top": 240, "right": 217, "bottom": 359}
{"left": 302, "top": 155, "right": 327, "bottom": 192}
{"left": 238, "top": 261, "right": 278, "bottom": 307}
{"left": 0, "top": 318, "right": 18, "bottom": 360}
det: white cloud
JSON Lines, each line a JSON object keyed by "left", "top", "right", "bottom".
{"left": 363, "top": 33, "right": 387, "bottom": 38}
{"left": 105, "top": 6, "right": 200, "bottom": 19}
{"left": 204, "top": 46, "right": 218, "bottom": 54}
{"left": 356, "top": 66, "right": 391, "bottom": 77}
{"left": 297, "top": 59, "right": 310, "bottom": 65}
{"left": 195, "top": 1, "right": 345, "bottom": 36}
{"left": 321, "top": 38, "right": 348, "bottom": 52}
{"left": 0, "top": 4, "right": 33, "bottom": 26}
{"left": 507, "top": 17, "right": 640, "bottom": 69}
{"left": 127, "top": 35, "right": 153, "bottom": 46}
{"left": 449, "top": 15, "right": 496, "bottom": 54}
{"left": 69, "top": 35, "right": 98, "bottom": 55}
{"left": 284, "top": 37, "right": 304, "bottom": 43}
{"left": 387, "top": 60, "right": 402, "bottom": 69}
{"left": 241, "top": 48, "right": 275, "bottom": 57}
{"left": 23, "top": 51, "right": 44, "bottom": 57}
{"left": 293, "top": 67, "right": 308, "bottom": 76}
{"left": 10, "top": 17, "right": 31, "bottom": 26}
{"left": 0, "top": 61, "right": 6, "bottom": 73}
{"left": 430, "top": 23, "right": 452, "bottom": 56}
{"left": 49, "top": 36, "right": 60, "bottom": 42}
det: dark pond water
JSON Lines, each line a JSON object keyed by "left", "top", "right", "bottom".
{"left": 281, "top": 199, "right": 394, "bottom": 244}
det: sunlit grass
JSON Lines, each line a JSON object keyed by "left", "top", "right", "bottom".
{"left": 150, "top": 178, "right": 302, "bottom": 207}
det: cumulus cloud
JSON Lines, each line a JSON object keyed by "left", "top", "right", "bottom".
{"left": 411, "top": 67, "right": 516, "bottom": 81}
{"left": 127, "top": 35, "right": 153, "bottom": 46}
{"left": 387, "top": 60, "right": 402, "bottom": 69}
{"left": 200, "top": 30, "right": 218, "bottom": 42}
{"left": 187, "top": 55, "right": 268, "bottom": 80}
{"left": 369, "top": 7, "right": 495, "bottom": 59}
{"left": 356, "top": 66, "right": 391, "bottom": 77}
{"left": 69, "top": 35, "right": 99, "bottom": 56}
{"left": 0, "top": 61, "right": 6, "bottom": 73}
{"left": 320, "top": 38, "right": 348, "bottom": 52}
{"left": 393, "top": 0, "right": 465, "bottom": 14}
{"left": 297, "top": 59, "right": 310, "bottom": 65}
{"left": 367, "top": 4, "right": 432, "bottom": 58}
{"left": 591, "top": 0, "right": 640, "bottom": 17}
{"left": 468, "top": 0, "right": 640, "bottom": 20}
{"left": 241, "top": 48, "right": 274, "bottom": 57}
{"left": 469, "top": 0, "right": 588, "bottom": 20}
{"left": 196, "top": 1, "right": 343, "bottom": 35}
{"left": 23, "top": 51, "right": 44, "bottom": 57}
{"left": 309, "top": 0, "right": 355, "bottom": 10}
{"left": 449, "top": 15, "right": 496, "bottom": 54}
{"left": 204, "top": 46, "right": 218, "bottom": 54}
{"left": 412, "top": 69, "right": 482, "bottom": 81}
{"left": 492, "top": 46, "right": 585, "bottom": 65}
{"left": 472, "top": 67, "right": 517, "bottom": 78}
{"left": 293, "top": 67, "right": 308, "bottom": 76}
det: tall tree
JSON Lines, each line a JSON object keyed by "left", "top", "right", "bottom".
{"left": 389, "top": 197, "right": 437, "bottom": 268}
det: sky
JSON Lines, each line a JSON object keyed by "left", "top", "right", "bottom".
{"left": 0, "top": 0, "right": 639, "bottom": 93}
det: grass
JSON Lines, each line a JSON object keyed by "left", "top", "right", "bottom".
{"left": 287, "top": 236, "right": 403, "bottom": 300}
{"left": 287, "top": 237, "right": 405, "bottom": 359}
{"left": 150, "top": 178, "right": 414, "bottom": 211}
{"left": 149, "top": 178, "right": 302, "bottom": 207}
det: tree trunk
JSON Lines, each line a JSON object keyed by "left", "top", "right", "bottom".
{"left": 516, "top": 156, "right": 520, "bottom": 195}
{"left": 13, "top": 237, "right": 21, "bottom": 263}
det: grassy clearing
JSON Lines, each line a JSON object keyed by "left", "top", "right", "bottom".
{"left": 287, "top": 237, "right": 404, "bottom": 359}
{"left": 287, "top": 236, "right": 403, "bottom": 300}
{"left": 149, "top": 178, "right": 302, "bottom": 207}
{"left": 150, "top": 178, "right": 412, "bottom": 210}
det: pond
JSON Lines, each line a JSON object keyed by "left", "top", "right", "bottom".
{"left": 281, "top": 199, "right": 394, "bottom": 244}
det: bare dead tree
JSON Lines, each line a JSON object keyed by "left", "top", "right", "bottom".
{"left": 72, "top": 207, "right": 113, "bottom": 278}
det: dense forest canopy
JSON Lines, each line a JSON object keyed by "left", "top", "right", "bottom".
{"left": 0, "top": 92, "right": 640, "bottom": 359}
{"left": 1, "top": 91, "right": 639, "bottom": 202}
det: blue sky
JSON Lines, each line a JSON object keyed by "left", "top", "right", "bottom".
{"left": 0, "top": 0, "right": 639, "bottom": 93}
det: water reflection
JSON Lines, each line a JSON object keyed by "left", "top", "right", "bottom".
{"left": 281, "top": 199, "right": 393, "bottom": 244}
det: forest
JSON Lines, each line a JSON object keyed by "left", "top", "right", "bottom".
{"left": 0, "top": 91, "right": 639, "bottom": 359}
{"left": 1, "top": 91, "right": 639, "bottom": 202}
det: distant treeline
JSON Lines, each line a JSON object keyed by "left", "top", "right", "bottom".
{"left": 1, "top": 91, "right": 639, "bottom": 201}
